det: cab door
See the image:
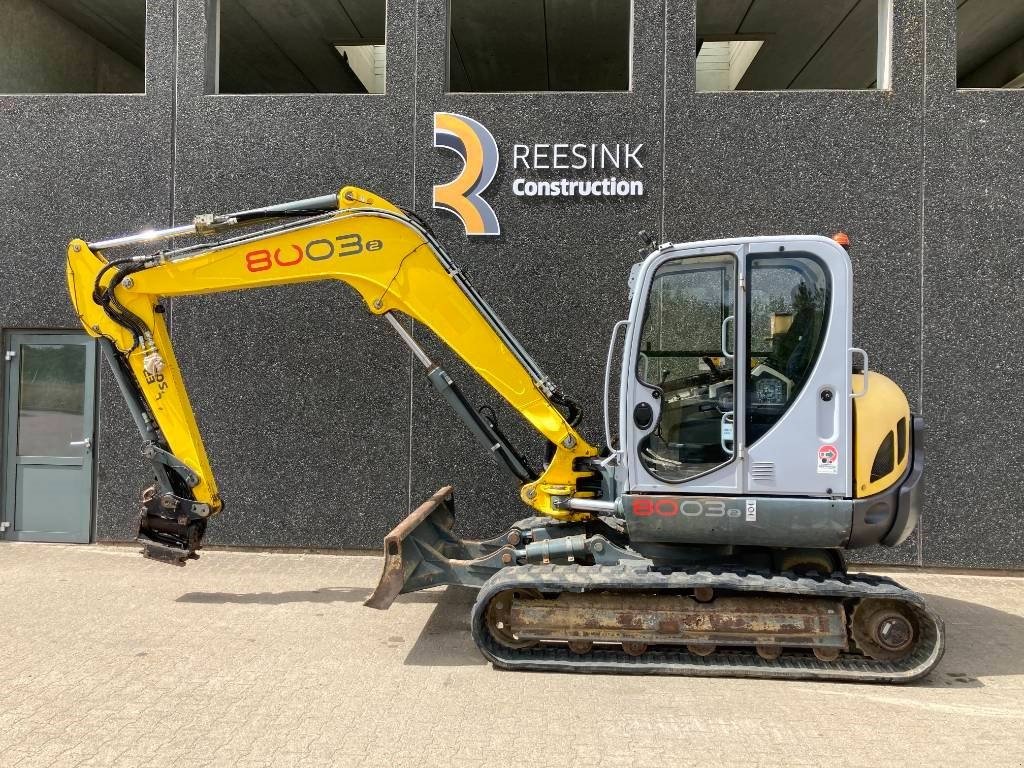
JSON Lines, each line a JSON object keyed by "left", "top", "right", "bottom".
{"left": 744, "top": 239, "right": 850, "bottom": 497}
{"left": 622, "top": 245, "right": 747, "bottom": 495}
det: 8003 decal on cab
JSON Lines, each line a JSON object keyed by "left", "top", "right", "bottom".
{"left": 244, "top": 233, "right": 384, "bottom": 272}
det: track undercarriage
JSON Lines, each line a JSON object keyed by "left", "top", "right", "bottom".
{"left": 367, "top": 487, "right": 945, "bottom": 684}
{"left": 473, "top": 566, "right": 944, "bottom": 683}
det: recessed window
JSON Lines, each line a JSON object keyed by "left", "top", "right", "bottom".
{"left": 696, "top": 0, "right": 890, "bottom": 91}
{"left": 216, "top": 0, "right": 386, "bottom": 94}
{"left": 448, "top": 0, "right": 632, "bottom": 93}
{"left": 0, "top": 0, "right": 145, "bottom": 94}
{"left": 957, "top": 0, "right": 1024, "bottom": 89}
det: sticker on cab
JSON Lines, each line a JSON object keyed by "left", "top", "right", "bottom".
{"left": 817, "top": 444, "right": 839, "bottom": 475}
{"left": 745, "top": 499, "right": 757, "bottom": 522}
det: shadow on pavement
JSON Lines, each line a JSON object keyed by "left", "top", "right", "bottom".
{"left": 174, "top": 586, "right": 1024, "bottom": 681}
{"left": 176, "top": 586, "right": 442, "bottom": 605}
{"left": 397, "top": 588, "right": 1024, "bottom": 677}
{"left": 403, "top": 585, "right": 486, "bottom": 667}
{"left": 917, "top": 592, "right": 1024, "bottom": 688}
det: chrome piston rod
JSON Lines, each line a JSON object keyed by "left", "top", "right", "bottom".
{"left": 88, "top": 193, "right": 340, "bottom": 250}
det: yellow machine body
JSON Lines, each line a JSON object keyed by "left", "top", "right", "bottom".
{"left": 852, "top": 372, "right": 912, "bottom": 498}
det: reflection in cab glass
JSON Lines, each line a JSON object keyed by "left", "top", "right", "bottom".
{"left": 747, "top": 255, "right": 830, "bottom": 444}
{"left": 636, "top": 254, "right": 736, "bottom": 482}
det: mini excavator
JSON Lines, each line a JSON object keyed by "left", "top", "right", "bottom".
{"left": 67, "top": 186, "right": 943, "bottom": 683}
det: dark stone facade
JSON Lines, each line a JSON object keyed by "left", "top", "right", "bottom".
{"left": 1, "top": 1, "right": 1019, "bottom": 568}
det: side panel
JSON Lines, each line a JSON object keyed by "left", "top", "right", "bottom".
{"left": 622, "top": 494, "right": 852, "bottom": 549}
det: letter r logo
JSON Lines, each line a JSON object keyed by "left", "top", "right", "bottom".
{"left": 432, "top": 112, "right": 500, "bottom": 236}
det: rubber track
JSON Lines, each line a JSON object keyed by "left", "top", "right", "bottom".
{"left": 471, "top": 564, "right": 945, "bottom": 683}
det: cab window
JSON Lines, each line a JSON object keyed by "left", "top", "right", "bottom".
{"left": 747, "top": 254, "right": 830, "bottom": 444}
{"left": 636, "top": 254, "right": 736, "bottom": 482}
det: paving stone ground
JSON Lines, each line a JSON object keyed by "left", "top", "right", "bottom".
{"left": 1, "top": 542, "right": 1022, "bottom": 767}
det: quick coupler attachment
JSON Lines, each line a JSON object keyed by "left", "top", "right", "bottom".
{"left": 137, "top": 485, "right": 208, "bottom": 566}
{"left": 365, "top": 486, "right": 519, "bottom": 609}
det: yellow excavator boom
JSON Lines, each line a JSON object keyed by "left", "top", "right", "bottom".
{"left": 67, "top": 186, "right": 597, "bottom": 544}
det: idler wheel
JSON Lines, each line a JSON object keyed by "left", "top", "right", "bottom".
{"left": 851, "top": 599, "right": 918, "bottom": 661}
{"left": 485, "top": 590, "right": 539, "bottom": 649}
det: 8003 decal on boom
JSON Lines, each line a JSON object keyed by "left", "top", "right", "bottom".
{"left": 244, "top": 233, "right": 384, "bottom": 272}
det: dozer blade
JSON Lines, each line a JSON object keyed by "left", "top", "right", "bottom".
{"left": 365, "top": 486, "right": 517, "bottom": 610}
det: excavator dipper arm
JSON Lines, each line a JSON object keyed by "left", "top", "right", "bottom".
{"left": 67, "top": 187, "right": 597, "bottom": 564}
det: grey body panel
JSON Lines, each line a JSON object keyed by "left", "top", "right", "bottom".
{"left": 619, "top": 416, "right": 923, "bottom": 551}
{"left": 622, "top": 494, "right": 852, "bottom": 548}
{"left": 619, "top": 236, "right": 853, "bottom": 499}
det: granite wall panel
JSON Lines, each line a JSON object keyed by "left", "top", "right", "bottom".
{"left": 406, "top": 0, "right": 666, "bottom": 537}
{"left": 921, "top": 0, "right": 1024, "bottom": 568}
{"left": 164, "top": 0, "right": 418, "bottom": 548}
{"left": 0, "top": 0, "right": 176, "bottom": 543}
{"left": 662, "top": 0, "right": 926, "bottom": 567}
{"left": 2, "top": 0, "right": 1022, "bottom": 568}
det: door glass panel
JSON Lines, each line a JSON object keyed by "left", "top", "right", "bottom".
{"left": 17, "top": 344, "right": 87, "bottom": 458}
{"left": 747, "top": 254, "right": 830, "bottom": 444}
{"left": 636, "top": 254, "right": 736, "bottom": 482}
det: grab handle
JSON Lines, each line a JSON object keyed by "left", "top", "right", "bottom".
{"left": 604, "top": 320, "right": 630, "bottom": 452}
{"left": 721, "top": 315, "right": 735, "bottom": 360}
{"left": 720, "top": 412, "right": 735, "bottom": 456}
{"left": 851, "top": 347, "right": 870, "bottom": 398}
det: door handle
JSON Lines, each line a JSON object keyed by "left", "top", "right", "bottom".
{"left": 70, "top": 438, "right": 92, "bottom": 450}
{"left": 721, "top": 316, "right": 735, "bottom": 360}
{"left": 720, "top": 412, "right": 735, "bottom": 456}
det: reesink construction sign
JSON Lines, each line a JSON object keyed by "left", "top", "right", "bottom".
{"left": 433, "top": 112, "right": 645, "bottom": 237}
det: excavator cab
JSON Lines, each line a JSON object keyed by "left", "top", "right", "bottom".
{"left": 371, "top": 235, "right": 919, "bottom": 599}
{"left": 621, "top": 237, "right": 851, "bottom": 499}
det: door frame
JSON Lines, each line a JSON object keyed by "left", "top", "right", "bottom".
{"left": 621, "top": 243, "right": 748, "bottom": 495}
{"left": 1, "top": 330, "right": 99, "bottom": 543}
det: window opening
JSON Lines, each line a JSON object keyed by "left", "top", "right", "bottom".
{"left": 957, "top": 0, "right": 1024, "bottom": 88}
{"left": 696, "top": 0, "right": 890, "bottom": 91}
{"left": 217, "top": 0, "right": 386, "bottom": 94}
{"left": 0, "top": 0, "right": 145, "bottom": 94}
{"left": 448, "top": 0, "right": 631, "bottom": 92}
